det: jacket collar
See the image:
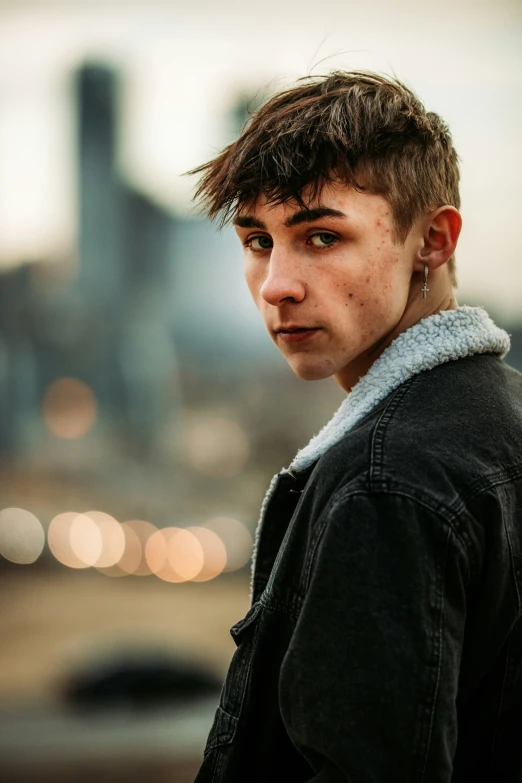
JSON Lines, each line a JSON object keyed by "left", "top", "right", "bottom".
{"left": 250, "top": 306, "right": 510, "bottom": 595}
{"left": 288, "top": 305, "right": 510, "bottom": 472}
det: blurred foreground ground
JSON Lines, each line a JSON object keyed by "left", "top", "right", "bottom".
{"left": 0, "top": 567, "right": 250, "bottom": 782}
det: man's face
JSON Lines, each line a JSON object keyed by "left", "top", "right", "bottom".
{"left": 234, "top": 181, "right": 420, "bottom": 391}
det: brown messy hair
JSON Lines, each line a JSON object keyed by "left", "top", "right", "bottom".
{"left": 189, "top": 70, "right": 460, "bottom": 287}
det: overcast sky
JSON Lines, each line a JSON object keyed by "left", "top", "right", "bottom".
{"left": 0, "top": 0, "right": 520, "bottom": 319}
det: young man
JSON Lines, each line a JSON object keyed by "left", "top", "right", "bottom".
{"left": 190, "top": 72, "right": 522, "bottom": 782}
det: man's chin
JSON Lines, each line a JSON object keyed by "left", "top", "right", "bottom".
{"left": 288, "top": 359, "right": 336, "bottom": 382}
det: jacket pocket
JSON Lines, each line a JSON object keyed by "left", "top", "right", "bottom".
{"left": 204, "top": 601, "right": 263, "bottom": 753}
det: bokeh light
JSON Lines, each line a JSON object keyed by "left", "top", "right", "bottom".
{"left": 144, "top": 528, "right": 169, "bottom": 576}
{"left": 145, "top": 525, "right": 231, "bottom": 583}
{"left": 204, "top": 516, "right": 253, "bottom": 572}
{"left": 48, "top": 512, "right": 89, "bottom": 569}
{"left": 0, "top": 508, "right": 45, "bottom": 565}
{"left": 186, "top": 415, "right": 249, "bottom": 478}
{"left": 69, "top": 514, "right": 103, "bottom": 566}
{"left": 42, "top": 377, "right": 97, "bottom": 439}
{"left": 117, "top": 519, "right": 157, "bottom": 576}
{"left": 86, "top": 511, "right": 125, "bottom": 568}
{"left": 145, "top": 526, "right": 204, "bottom": 583}
{"left": 47, "top": 511, "right": 253, "bottom": 578}
{"left": 145, "top": 527, "right": 183, "bottom": 583}
{"left": 168, "top": 528, "right": 204, "bottom": 581}
{"left": 113, "top": 523, "right": 141, "bottom": 575}
{"left": 69, "top": 513, "right": 103, "bottom": 567}
{"left": 188, "top": 526, "right": 227, "bottom": 582}
{"left": 49, "top": 512, "right": 113, "bottom": 569}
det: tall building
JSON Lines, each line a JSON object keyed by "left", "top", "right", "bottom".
{"left": 73, "top": 62, "right": 179, "bottom": 455}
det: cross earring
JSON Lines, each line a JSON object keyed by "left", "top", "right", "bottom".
{"left": 421, "top": 264, "right": 429, "bottom": 298}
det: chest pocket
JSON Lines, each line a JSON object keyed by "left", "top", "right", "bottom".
{"left": 204, "top": 600, "right": 263, "bottom": 753}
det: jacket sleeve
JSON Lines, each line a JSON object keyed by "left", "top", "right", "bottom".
{"left": 278, "top": 490, "right": 470, "bottom": 783}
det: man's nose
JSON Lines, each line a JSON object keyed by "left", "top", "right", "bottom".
{"left": 259, "top": 251, "right": 306, "bottom": 306}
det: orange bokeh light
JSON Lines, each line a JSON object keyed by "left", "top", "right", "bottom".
{"left": 117, "top": 519, "right": 157, "bottom": 576}
{"left": 145, "top": 526, "right": 204, "bottom": 583}
{"left": 85, "top": 511, "right": 125, "bottom": 568}
{"left": 204, "top": 516, "right": 253, "bottom": 572}
{"left": 48, "top": 512, "right": 89, "bottom": 569}
{"left": 69, "top": 513, "right": 103, "bottom": 566}
{"left": 145, "top": 527, "right": 185, "bottom": 583}
{"left": 188, "top": 526, "right": 227, "bottom": 582}
{"left": 115, "top": 523, "right": 142, "bottom": 574}
{"left": 42, "top": 377, "right": 97, "bottom": 439}
{"left": 168, "top": 528, "right": 204, "bottom": 580}
{"left": 144, "top": 529, "right": 169, "bottom": 575}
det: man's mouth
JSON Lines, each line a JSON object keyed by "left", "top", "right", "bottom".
{"left": 275, "top": 325, "right": 320, "bottom": 333}
{"left": 275, "top": 327, "right": 322, "bottom": 343}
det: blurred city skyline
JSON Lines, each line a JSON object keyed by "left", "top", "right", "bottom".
{"left": 0, "top": 0, "right": 521, "bottom": 320}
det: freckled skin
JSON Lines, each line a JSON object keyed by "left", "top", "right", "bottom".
{"left": 235, "top": 180, "right": 460, "bottom": 392}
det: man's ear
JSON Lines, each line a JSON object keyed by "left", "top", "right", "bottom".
{"left": 417, "top": 205, "right": 462, "bottom": 270}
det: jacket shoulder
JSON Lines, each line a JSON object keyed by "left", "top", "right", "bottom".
{"left": 372, "top": 353, "right": 522, "bottom": 497}
{"left": 319, "top": 354, "right": 522, "bottom": 503}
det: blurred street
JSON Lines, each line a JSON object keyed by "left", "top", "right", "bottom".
{"left": 0, "top": 567, "right": 250, "bottom": 782}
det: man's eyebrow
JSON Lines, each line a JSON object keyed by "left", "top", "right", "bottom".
{"left": 283, "top": 207, "right": 347, "bottom": 228}
{"left": 233, "top": 207, "right": 347, "bottom": 231}
{"left": 233, "top": 216, "right": 267, "bottom": 229}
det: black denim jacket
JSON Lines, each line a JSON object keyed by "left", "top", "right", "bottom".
{"left": 195, "top": 309, "right": 522, "bottom": 783}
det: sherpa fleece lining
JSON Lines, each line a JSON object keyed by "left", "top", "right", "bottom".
{"left": 250, "top": 306, "right": 511, "bottom": 594}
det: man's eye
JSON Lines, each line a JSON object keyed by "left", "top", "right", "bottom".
{"left": 246, "top": 236, "right": 273, "bottom": 251}
{"left": 309, "top": 232, "right": 338, "bottom": 248}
